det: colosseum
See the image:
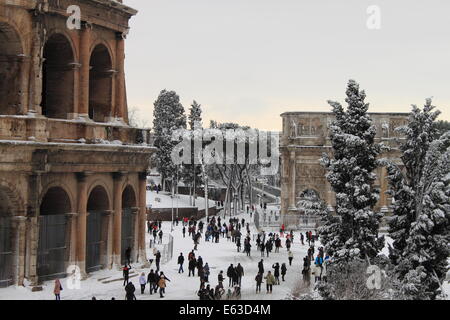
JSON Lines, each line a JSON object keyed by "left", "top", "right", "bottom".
{"left": 279, "top": 111, "right": 409, "bottom": 227}
{"left": 0, "top": 0, "right": 153, "bottom": 288}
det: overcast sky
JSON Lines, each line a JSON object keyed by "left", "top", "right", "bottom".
{"left": 124, "top": 0, "right": 450, "bottom": 130}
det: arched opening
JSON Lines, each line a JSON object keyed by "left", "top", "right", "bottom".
{"left": 0, "top": 22, "right": 23, "bottom": 115}
{"left": 38, "top": 187, "right": 71, "bottom": 282}
{"left": 86, "top": 186, "right": 109, "bottom": 273}
{"left": 0, "top": 188, "right": 14, "bottom": 287}
{"left": 121, "top": 185, "right": 136, "bottom": 264}
{"left": 41, "top": 34, "right": 74, "bottom": 119}
{"left": 89, "top": 44, "right": 112, "bottom": 122}
{"left": 297, "top": 189, "right": 322, "bottom": 229}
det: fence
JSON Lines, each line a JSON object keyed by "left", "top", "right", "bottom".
{"left": 282, "top": 215, "right": 321, "bottom": 231}
{"left": 149, "top": 234, "right": 174, "bottom": 264}
{"left": 254, "top": 208, "right": 281, "bottom": 231}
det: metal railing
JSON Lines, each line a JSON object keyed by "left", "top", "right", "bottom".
{"left": 149, "top": 234, "right": 174, "bottom": 264}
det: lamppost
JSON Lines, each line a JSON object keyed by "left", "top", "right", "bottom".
{"left": 202, "top": 162, "right": 208, "bottom": 222}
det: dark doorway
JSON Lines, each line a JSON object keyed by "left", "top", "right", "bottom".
{"left": 0, "top": 188, "right": 13, "bottom": 287}
{"left": 121, "top": 186, "right": 136, "bottom": 264}
{"left": 41, "top": 34, "right": 74, "bottom": 119}
{"left": 0, "top": 22, "right": 23, "bottom": 115}
{"left": 86, "top": 186, "right": 109, "bottom": 273}
{"left": 37, "top": 187, "right": 71, "bottom": 282}
{"left": 89, "top": 44, "right": 112, "bottom": 122}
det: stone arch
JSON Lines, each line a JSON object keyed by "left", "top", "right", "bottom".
{"left": 0, "top": 21, "right": 24, "bottom": 115}
{"left": 89, "top": 43, "right": 114, "bottom": 122}
{"left": 87, "top": 179, "right": 113, "bottom": 210}
{"left": 37, "top": 186, "right": 72, "bottom": 282}
{"left": 41, "top": 32, "right": 75, "bottom": 119}
{"left": 86, "top": 184, "right": 110, "bottom": 272}
{"left": 39, "top": 181, "right": 75, "bottom": 215}
{"left": 0, "top": 181, "right": 25, "bottom": 288}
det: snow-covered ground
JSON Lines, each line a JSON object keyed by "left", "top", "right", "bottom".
{"left": 147, "top": 191, "right": 217, "bottom": 210}
{"left": 0, "top": 208, "right": 447, "bottom": 300}
{"left": 0, "top": 209, "right": 311, "bottom": 300}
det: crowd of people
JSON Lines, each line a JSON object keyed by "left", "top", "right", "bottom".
{"left": 50, "top": 204, "right": 328, "bottom": 300}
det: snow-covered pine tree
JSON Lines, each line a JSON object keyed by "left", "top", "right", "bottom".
{"left": 384, "top": 100, "right": 441, "bottom": 268}
{"left": 182, "top": 101, "right": 203, "bottom": 205}
{"left": 389, "top": 132, "right": 450, "bottom": 299}
{"left": 153, "top": 90, "right": 186, "bottom": 189}
{"left": 400, "top": 133, "right": 450, "bottom": 299}
{"left": 321, "top": 80, "right": 384, "bottom": 262}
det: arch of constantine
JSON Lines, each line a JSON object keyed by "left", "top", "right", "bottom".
{"left": 279, "top": 111, "right": 409, "bottom": 227}
{"left": 0, "top": 0, "right": 153, "bottom": 287}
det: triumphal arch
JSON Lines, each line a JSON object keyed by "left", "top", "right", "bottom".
{"left": 0, "top": 0, "right": 153, "bottom": 287}
{"left": 279, "top": 111, "right": 409, "bottom": 228}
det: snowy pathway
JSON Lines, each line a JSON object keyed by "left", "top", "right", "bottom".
{"left": 0, "top": 210, "right": 313, "bottom": 300}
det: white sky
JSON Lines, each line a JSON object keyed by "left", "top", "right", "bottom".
{"left": 124, "top": 0, "right": 450, "bottom": 130}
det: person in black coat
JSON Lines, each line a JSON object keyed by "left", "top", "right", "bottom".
{"left": 189, "top": 258, "right": 197, "bottom": 277}
{"left": 155, "top": 251, "right": 161, "bottom": 272}
{"left": 258, "top": 259, "right": 264, "bottom": 274}
{"left": 272, "top": 263, "right": 280, "bottom": 285}
{"left": 147, "top": 269, "right": 158, "bottom": 294}
{"left": 226, "top": 264, "right": 235, "bottom": 287}
{"left": 125, "top": 282, "right": 136, "bottom": 300}
{"left": 218, "top": 271, "right": 224, "bottom": 287}
{"left": 178, "top": 253, "right": 185, "bottom": 273}
{"left": 235, "top": 263, "right": 244, "bottom": 286}
{"left": 281, "top": 263, "right": 287, "bottom": 281}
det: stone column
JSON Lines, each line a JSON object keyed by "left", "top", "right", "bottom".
{"left": 17, "top": 55, "right": 31, "bottom": 115}
{"left": 112, "top": 172, "right": 124, "bottom": 268}
{"left": 288, "top": 151, "right": 297, "bottom": 210}
{"left": 137, "top": 172, "right": 148, "bottom": 265}
{"left": 11, "top": 215, "right": 27, "bottom": 286}
{"left": 68, "top": 63, "right": 82, "bottom": 119}
{"left": 65, "top": 212, "right": 78, "bottom": 269}
{"left": 26, "top": 173, "right": 40, "bottom": 286}
{"left": 380, "top": 167, "right": 389, "bottom": 215}
{"left": 79, "top": 22, "right": 92, "bottom": 119}
{"left": 115, "top": 33, "right": 126, "bottom": 121}
{"left": 76, "top": 173, "right": 88, "bottom": 278}
{"left": 28, "top": 25, "right": 43, "bottom": 116}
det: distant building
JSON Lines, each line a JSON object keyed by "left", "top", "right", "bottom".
{"left": 279, "top": 111, "right": 409, "bottom": 228}
{"left": 0, "top": 0, "right": 154, "bottom": 287}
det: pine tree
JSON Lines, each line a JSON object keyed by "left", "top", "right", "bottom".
{"left": 182, "top": 101, "right": 203, "bottom": 205}
{"left": 385, "top": 100, "right": 450, "bottom": 299}
{"left": 321, "top": 80, "right": 384, "bottom": 262}
{"left": 153, "top": 90, "right": 186, "bottom": 188}
{"left": 384, "top": 100, "right": 440, "bottom": 266}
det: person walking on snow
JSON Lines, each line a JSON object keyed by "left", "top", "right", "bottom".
{"left": 288, "top": 250, "right": 294, "bottom": 266}
{"left": 158, "top": 273, "right": 171, "bottom": 298}
{"left": 264, "top": 271, "right": 275, "bottom": 294}
{"left": 54, "top": 279, "right": 62, "bottom": 300}
{"left": 178, "top": 253, "right": 185, "bottom": 273}
{"left": 255, "top": 272, "right": 263, "bottom": 293}
{"left": 272, "top": 263, "right": 280, "bottom": 285}
{"left": 147, "top": 269, "right": 158, "bottom": 294}
{"left": 139, "top": 272, "right": 146, "bottom": 294}
{"left": 281, "top": 263, "right": 287, "bottom": 281}
{"left": 227, "top": 264, "right": 235, "bottom": 287}
{"left": 122, "top": 264, "right": 131, "bottom": 286}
